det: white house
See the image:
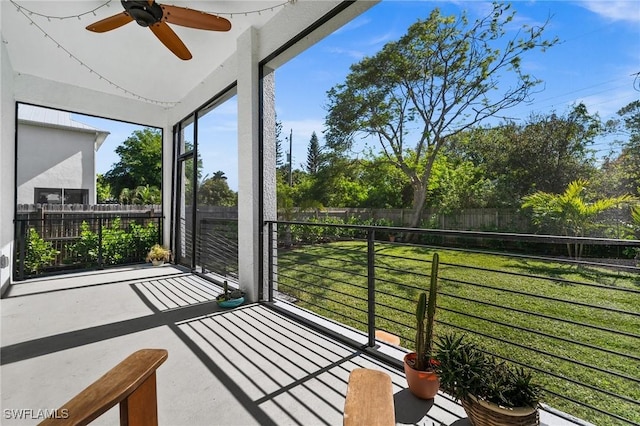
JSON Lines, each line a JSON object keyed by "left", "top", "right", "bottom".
{"left": 16, "top": 104, "right": 109, "bottom": 206}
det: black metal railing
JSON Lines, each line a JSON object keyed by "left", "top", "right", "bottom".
{"left": 266, "top": 220, "right": 640, "bottom": 426}
{"left": 14, "top": 214, "right": 162, "bottom": 280}
{"left": 196, "top": 218, "right": 238, "bottom": 280}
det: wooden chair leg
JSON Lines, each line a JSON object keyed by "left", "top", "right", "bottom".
{"left": 119, "top": 372, "right": 159, "bottom": 426}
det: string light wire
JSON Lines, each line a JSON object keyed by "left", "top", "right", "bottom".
{"left": 12, "top": 1, "right": 113, "bottom": 21}
{"left": 8, "top": 0, "right": 295, "bottom": 105}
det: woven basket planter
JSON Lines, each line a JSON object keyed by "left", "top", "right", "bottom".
{"left": 462, "top": 395, "right": 539, "bottom": 426}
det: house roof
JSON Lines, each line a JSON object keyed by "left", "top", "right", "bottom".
{"left": 18, "top": 104, "right": 110, "bottom": 151}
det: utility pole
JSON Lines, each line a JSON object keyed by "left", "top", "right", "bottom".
{"left": 288, "top": 129, "right": 293, "bottom": 187}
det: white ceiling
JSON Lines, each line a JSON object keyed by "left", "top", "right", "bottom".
{"left": 2, "top": 0, "right": 295, "bottom": 106}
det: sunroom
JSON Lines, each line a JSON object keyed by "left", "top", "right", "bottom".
{"left": 1, "top": 1, "right": 638, "bottom": 426}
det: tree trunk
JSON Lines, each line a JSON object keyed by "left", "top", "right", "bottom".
{"left": 409, "top": 184, "right": 428, "bottom": 229}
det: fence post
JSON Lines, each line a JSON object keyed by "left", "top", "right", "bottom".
{"left": 367, "top": 227, "right": 376, "bottom": 348}
{"left": 97, "top": 217, "right": 104, "bottom": 269}
{"left": 157, "top": 216, "right": 162, "bottom": 246}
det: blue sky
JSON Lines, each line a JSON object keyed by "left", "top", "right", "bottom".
{"left": 79, "top": 0, "right": 640, "bottom": 192}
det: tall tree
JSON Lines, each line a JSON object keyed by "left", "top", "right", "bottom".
{"left": 198, "top": 171, "right": 237, "bottom": 206}
{"left": 96, "top": 174, "right": 114, "bottom": 203}
{"left": 447, "top": 104, "right": 600, "bottom": 205}
{"left": 104, "top": 128, "right": 162, "bottom": 199}
{"left": 306, "top": 132, "right": 322, "bottom": 174}
{"left": 607, "top": 100, "right": 640, "bottom": 196}
{"left": 325, "top": 3, "right": 558, "bottom": 227}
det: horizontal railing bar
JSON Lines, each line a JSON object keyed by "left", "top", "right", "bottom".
{"left": 375, "top": 262, "right": 432, "bottom": 278}
{"left": 437, "top": 320, "right": 640, "bottom": 406}
{"left": 541, "top": 388, "right": 639, "bottom": 426}
{"left": 279, "top": 249, "right": 369, "bottom": 269}
{"left": 439, "top": 260, "right": 640, "bottom": 294}
{"left": 277, "top": 261, "right": 368, "bottom": 283}
{"left": 377, "top": 241, "right": 640, "bottom": 274}
{"left": 274, "top": 272, "right": 366, "bottom": 300}
{"left": 373, "top": 248, "right": 640, "bottom": 294}
{"left": 277, "top": 263, "right": 367, "bottom": 289}
{"left": 276, "top": 269, "right": 367, "bottom": 301}
{"left": 439, "top": 290, "right": 640, "bottom": 342}
{"left": 279, "top": 258, "right": 368, "bottom": 278}
{"left": 15, "top": 215, "right": 163, "bottom": 222}
{"left": 373, "top": 289, "right": 417, "bottom": 307}
{"left": 275, "top": 283, "right": 369, "bottom": 327}
{"left": 267, "top": 220, "right": 640, "bottom": 247}
{"left": 438, "top": 305, "right": 640, "bottom": 383}
{"left": 441, "top": 276, "right": 640, "bottom": 318}
{"left": 373, "top": 275, "right": 425, "bottom": 293}
{"left": 303, "top": 243, "right": 368, "bottom": 255}
{"left": 373, "top": 313, "right": 412, "bottom": 339}
{"left": 277, "top": 274, "right": 367, "bottom": 302}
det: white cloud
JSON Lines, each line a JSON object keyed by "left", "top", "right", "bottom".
{"left": 366, "top": 30, "right": 396, "bottom": 47}
{"left": 325, "top": 46, "right": 366, "bottom": 60}
{"left": 576, "top": 0, "right": 640, "bottom": 23}
{"left": 573, "top": 85, "right": 637, "bottom": 118}
{"left": 334, "top": 16, "right": 372, "bottom": 34}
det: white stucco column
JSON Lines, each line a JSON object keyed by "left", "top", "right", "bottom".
{"left": 237, "top": 27, "right": 260, "bottom": 302}
{"left": 0, "top": 37, "right": 16, "bottom": 295}
{"left": 262, "top": 68, "right": 277, "bottom": 297}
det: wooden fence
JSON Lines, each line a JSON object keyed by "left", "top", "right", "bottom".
{"left": 295, "top": 207, "right": 531, "bottom": 232}
{"left": 14, "top": 205, "right": 163, "bottom": 280}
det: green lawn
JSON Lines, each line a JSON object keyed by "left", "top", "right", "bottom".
{"left": 276, "top": 241, "right": 640, "bottom": 426}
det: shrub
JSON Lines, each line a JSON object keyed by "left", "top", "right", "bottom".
{"left": 70, "top": 219, "right": 159, "bottom": 265}
{"left": 25, "top": 228, "right": 59, "bottom": 274}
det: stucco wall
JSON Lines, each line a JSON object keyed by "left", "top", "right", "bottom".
{"left": 16, "top": 123, "right": 97, "bottom": 205}
{"left": 0, "top": 34, "right": 16, "bottom": 294}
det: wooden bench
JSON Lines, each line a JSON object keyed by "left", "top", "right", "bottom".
{"left": 39, "top": 349, "right": 168, "bottom": 426}
{"left": 343, "top": 368, "right": 395, "bottom": 426}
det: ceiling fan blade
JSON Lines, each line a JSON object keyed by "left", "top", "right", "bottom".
{"left": 161, "top": 4, "right": 231, "bottom": 31}
{"left": 149, "top": 21, "right": 192, "bottom": 60}
{"left": 86, "top": 12, "right": 133, "bottom": 33}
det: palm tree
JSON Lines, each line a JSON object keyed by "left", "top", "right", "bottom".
{"left": 133, "top": 185, "right": 161, "bottom": 205}
{"left": 522, "top": 179, "right": 633, "bottom": 258}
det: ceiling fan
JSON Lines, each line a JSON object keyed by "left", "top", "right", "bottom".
{"left": 86, "top": 0, "right": 232, "bottom": 60}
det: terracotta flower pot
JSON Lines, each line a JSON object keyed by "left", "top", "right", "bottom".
{"left": 403, "top": 352, "right": 440, "bottom": 399}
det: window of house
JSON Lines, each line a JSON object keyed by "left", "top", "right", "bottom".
{"left": 64, "top": 189, "right": 88, "bottom": 204}
{"left": 34, "top": 188, "right": 88, "bottom": 204}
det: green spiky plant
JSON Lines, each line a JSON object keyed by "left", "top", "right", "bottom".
{"left": 414, "top": 252, "right": 439, "bottom": 371}
{"left": 217, "top": 280, "right": 245, "bottom": 302}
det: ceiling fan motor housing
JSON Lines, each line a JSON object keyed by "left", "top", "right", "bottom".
{"left": 122, "top": 0, "right": 163, "bottom": 27}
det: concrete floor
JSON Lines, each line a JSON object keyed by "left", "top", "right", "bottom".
{"left": 1, "top": 265, "right": 585, "bottom": 425}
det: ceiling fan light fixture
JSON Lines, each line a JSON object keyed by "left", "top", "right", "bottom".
{"left": 122, "top": 0, "right": 163, "bottom": 27}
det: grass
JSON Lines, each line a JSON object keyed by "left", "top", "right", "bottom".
{"left": 276, "top": 241, "right": 640, "bottom": 426}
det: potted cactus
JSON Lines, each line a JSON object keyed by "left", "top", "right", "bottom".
{"left": 216, "top": 280, "right": 246, "bottom": 308}
{"left": 403, "top": 252, "right": 440, "bottom": 399}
